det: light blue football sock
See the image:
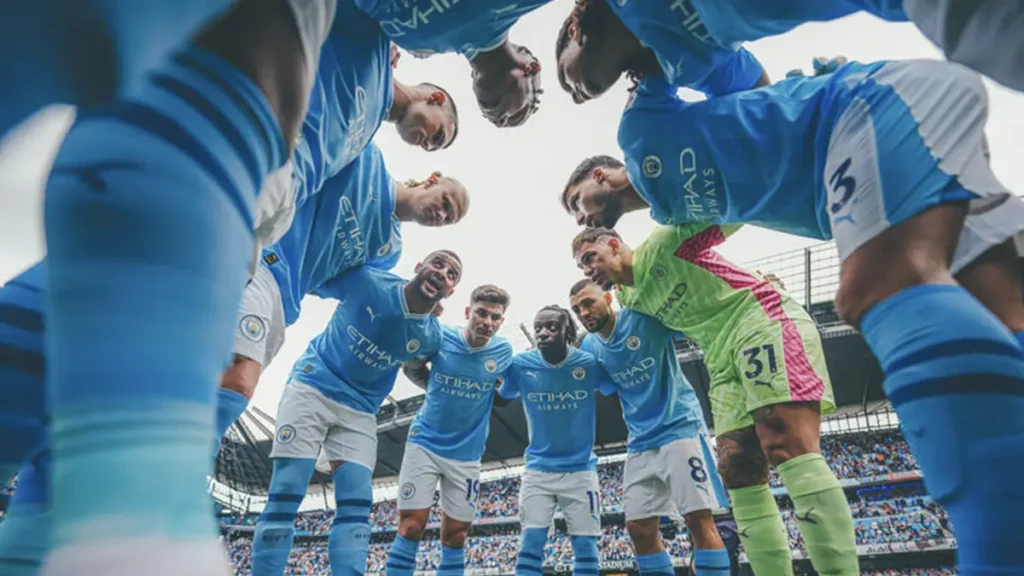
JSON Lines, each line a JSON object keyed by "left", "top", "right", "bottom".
{"left": 385, "top": 535, "right": 420, "bottom": 576}
{"left": 569, "top": 535, "right": 599, "bottom": 576}
{"left": 328, "top": 463, "right": 373, "bottom": 576}
{"left": 252, "top": 458, "right": 317, "bottom": 576}
{"left": 515, "top": 527, "right": 548, "bottom": 576}
{"left": 43, "top": 41, "right": 284, "bottom": 549}
{"left": 862, "top": 284, "right": 1024, "bottom": 575}
{"left": 636, "top": 552, "right": 674, "bottom": 576}
{"left": 439, "top": 545, "right": 466, "bottom": 576}
{"left": 693, "top": 548, "right": 731, "bottom": 576}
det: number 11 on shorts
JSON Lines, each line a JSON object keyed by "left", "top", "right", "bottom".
{"left": 586, "top": 490, "right": 598, "bottom": 516}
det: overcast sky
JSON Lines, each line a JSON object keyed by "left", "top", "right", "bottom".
{"left": 2, "top": 1, "right": 1023, "bottom": 417}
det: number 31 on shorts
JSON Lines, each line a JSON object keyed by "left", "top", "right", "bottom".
{"left": 740, "top": 342, "right": 780, "bottom": 391}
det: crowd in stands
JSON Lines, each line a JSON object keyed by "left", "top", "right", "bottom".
{"left": 217, "top": 430, "right": 956, "bottom": 575}
{"left": 864, "top": 565, "right": 958, "bottom": 569}
{"left": 768, "top": 430, "right": 916, "bottom": 488}
{"left": 220, "top": 430, "right": 919, "bottom": 537}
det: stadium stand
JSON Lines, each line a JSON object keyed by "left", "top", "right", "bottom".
{"left": 3, "top": 240, "right": 973, "bottom": 575}
{"left": 214, "top": 428, "right": 958, "bottom": 575}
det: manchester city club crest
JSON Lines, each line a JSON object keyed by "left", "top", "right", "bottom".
{"left": 626, "top": 335, "right": 642, "bottom": 350}
{"left": 572, "top": 367, "right": 586, "bottom": 381}
{"left": 276, "top": 425, "right": 296, "bottom": 444}
{"left": 377, "top": 244, "right": 391, "bottom": 257}
{"left": 406, "top": 339, "right": 421, "bottom": 354}
{"left": 651, "top": 265, "right": 668, "bottom": 281}
{"left": 642, "top": 155, "right": 662, "bottom": 178}
{"left": 240, "top": 315, "right": 266, "bottom": 342}
{"left": 484, "top": 359, "right": 498, "bottom": 373}
{"left": 400, "top": 482, "right": 416, "bottom": 499}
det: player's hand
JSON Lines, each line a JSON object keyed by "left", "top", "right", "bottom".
{"left": 402, "top": 361, "right": 430, "bottom": 388}
{"left": 812, "top": 56, "right": 847, "bottom": 76}
{"left": 786, "top": 56, "right": 848, "bottom": 79}
{"left": 390, "top": 43, "right": 401, "bottom": 69}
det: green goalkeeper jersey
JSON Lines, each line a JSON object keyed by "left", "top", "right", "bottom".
{"left": 616, "top": 222, "right": 784, "bottom": 356}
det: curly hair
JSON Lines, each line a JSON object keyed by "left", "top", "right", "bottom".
{"left": 480, "top": 43, "right": 544, "bottom": 127}
{"left": 537, "top": 304, "right": 579, "bottom": 347}
{"left": 555, "top": 0, "right": 661, "bottom": 91}
{"left": 517, "top": 44, "right": 543, "bottom": 121}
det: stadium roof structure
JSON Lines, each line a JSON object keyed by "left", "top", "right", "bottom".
{"left": 213, "top": 240, "right": 894, "bottom": 497}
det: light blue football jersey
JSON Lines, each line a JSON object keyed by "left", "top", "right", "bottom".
{"left": 290, "top": 266, "right": 442, "bottom": 414}
{"left": 498, "top": 347, "right": 612, "bottom": 473}
{"left": 263, "top": 143, "right": 402, "bottom": 325}
{"left": 353, "top": 0, "right": 551, "bottom": 59}
{"left": 292, "top": 0, "right": 395, "bottom": 207}
{"left": 688, "top": 0, "right": 907, "bottom": 49}
{"left": 617, "top": 61, "right": 887, "bottom": 238}
{"left": 407, "top": 326, "right": 514, "bottom": 461}
{"left": 579, "top": 309, "right": 705, "bottom": 454}
{"left": 607, "top": 1, "right": 764, "bottom": 95}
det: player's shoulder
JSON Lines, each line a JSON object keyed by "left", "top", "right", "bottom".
{"left": 441, "top": 324, "right": 465, "bottom": 346}
{"left": 485, "top": 334, "right": 514, "bottom": 356}
{"left": 355, "top": 262, "right": 401, "bottom": 285}
{"left": 621, "top": 76, "right": 679, "bottom": 120}
{"left": 623, "top": 308, "right": 667, "bottom": 335}
{"left": 568, "top": 346, "right": 600, "bottom": 368}
{"left": 578, "top": 332, "right": 599, "bottom": 354}
{"left": 416, "top": 315, "right": 444, "bottom": 351}
{"left": 512, "top": 348, "right": 543, "bottom": 368}
{"left": 615, "top": 308, "right": 648, "bottom": 335}
{"left": 618, "top": 78, "right": 681, "bottom": 164}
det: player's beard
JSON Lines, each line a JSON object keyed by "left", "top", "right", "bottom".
{"left": 585, "top": 314, "right": 609, "bottom": 334}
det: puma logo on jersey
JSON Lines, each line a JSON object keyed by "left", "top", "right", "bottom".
{"left": 54, "top": 161, "right": 140, "bottom": 193}
{"left": 366, "top": 306, "right": 379, "bottom": 323}
{"left": 795, "top": 508, "right": 818, "bottom": 525}
{"left": 753, "top": 379, "right": 773, "bottom": 389}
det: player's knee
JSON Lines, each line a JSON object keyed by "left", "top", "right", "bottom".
{"left": 682, "top": 510, "right": 723, "bottom": 550}
{"left": 753, "top": 403, "right": 821, "bottom": 467}
{"left": 220, "top": 355, "right": 261, "bottom": 399}
{"left": 626, "top": 519, "right": 661, "bottom": 553}
{"left": 268, "top": 458, "right": 313, "bottom": 496}
{"left": 717, "top": 451, "right": 768, "bottom": 489}
{"left": 440, "top": 524, "right": 469, "bottom": 548}
{"left": 398, "top": 516, "right": 426, "bottom": 541}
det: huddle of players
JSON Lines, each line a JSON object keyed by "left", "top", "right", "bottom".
{"left": 1, "top": 0, "right": 1024, "bottom": 574}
